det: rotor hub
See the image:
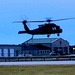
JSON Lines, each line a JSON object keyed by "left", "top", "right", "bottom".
{"left": 22, "top": 20, "right": 27, "bottom": 23}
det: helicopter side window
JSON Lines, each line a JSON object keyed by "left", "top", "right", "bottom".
{"left": 52, "top": 27, "right": 56, "bottom": 30}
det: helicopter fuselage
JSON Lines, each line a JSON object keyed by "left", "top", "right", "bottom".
{"left": 18, "top": 22, "right": 62, "bottom": 37}
{"left": 15, "top": 17, "right": 75, "bottom": 37}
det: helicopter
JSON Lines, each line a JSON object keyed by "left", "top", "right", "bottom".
{"left": 14, "top": 17, "right": 75, "bottom": 38}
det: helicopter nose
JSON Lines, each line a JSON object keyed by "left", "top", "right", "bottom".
{"left": 60, "top": 29, "right": 62, "bottom": 33}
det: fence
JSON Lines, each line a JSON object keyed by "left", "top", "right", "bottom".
{"left": 0, "top": 56, "right": 75, "bottom": 62}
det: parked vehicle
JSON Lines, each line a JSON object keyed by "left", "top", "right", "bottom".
{"left": 49, "top": 51, "right": 60, "bottom": 56}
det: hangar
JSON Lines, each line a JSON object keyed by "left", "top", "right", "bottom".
{"left": 22, "top": 38, "right": 69, "bottom": 56}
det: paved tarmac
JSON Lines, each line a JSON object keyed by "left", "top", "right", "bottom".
{"left": 0, "top": 61, "right": 75, "bottom": 66}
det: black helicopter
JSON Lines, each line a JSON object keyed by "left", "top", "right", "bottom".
{"left": 14, "top": 17, "right": 75, "bottom": 38}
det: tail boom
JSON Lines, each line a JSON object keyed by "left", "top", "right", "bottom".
{"left": 18, "top": 31, "right": 27, "bottom": 34}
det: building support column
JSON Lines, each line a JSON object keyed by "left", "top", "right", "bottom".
{"left": 2, "top": 48, "right": 4, "bottom": 57}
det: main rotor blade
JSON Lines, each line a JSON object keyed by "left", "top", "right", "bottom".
{"left": 13, "top": 20, "right": 27, "bottom": 23}
{"left": 13, "top": 20, "right": 45, "bottom": 23}
{"left": 27, "top": 17, "right": 75, "bottom": 23}
{"left": 13, "top": 17, "right": 75, "bottom": 23}
{"left": 13, "top": 21, "right": 22, "bottom": 23}
{"left": 51, "top": 17, "right": 75, "bottom": 21}
{"left": 27, "top": 21, "right": 45, "bottom": 22}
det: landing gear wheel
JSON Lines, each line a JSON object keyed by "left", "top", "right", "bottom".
{"left": 57, "top": 33, "right": 59, "bottom": 36}
{"left": 47, "top": 35, "right": 50, "bottom": 37}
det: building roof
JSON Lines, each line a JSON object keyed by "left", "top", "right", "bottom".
{"left": 24, "top": 38, "right": 59, "bottom": 44}
{"left": 21, "top": 44, "right": 50, "bottom": 50}
{"left": 0, "top": 44, "right": 21, "bottom": 47}
{"left": 31, "top": 44, "right": 50, "bottom": 50}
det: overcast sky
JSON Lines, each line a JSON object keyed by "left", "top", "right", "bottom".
{"left": 0, "top": 0, "right": 75, "bottom": 45}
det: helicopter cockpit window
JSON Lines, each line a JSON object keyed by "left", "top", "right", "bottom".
{"left": 52, "top": 27, "right": 56, "bottom": 30}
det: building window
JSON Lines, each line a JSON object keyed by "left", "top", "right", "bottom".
{"left": 43, "top": 51, "right": 44, "bottom": 53}
{"left": 40, "top": 51, "right": 42, "bottom": 54}
{"left": 45, "top": 50, "right": 46, "bottom": 53}
{"left": 38, "top": 50, "right": 50, "bottom": 54}
{"left": 4, "top": 49, "right": 8, "bottom": 57}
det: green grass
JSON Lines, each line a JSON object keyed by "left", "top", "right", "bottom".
{"left": 0, "top": 65, "right": 75, "bottom": 75}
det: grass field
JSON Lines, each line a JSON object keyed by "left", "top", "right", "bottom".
{"left": 0, "top": 65, "right": 75, "bottom": 75}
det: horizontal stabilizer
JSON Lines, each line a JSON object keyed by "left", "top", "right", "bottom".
{"left": 18, "top": 31, "right": 26, "bottom": 34}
